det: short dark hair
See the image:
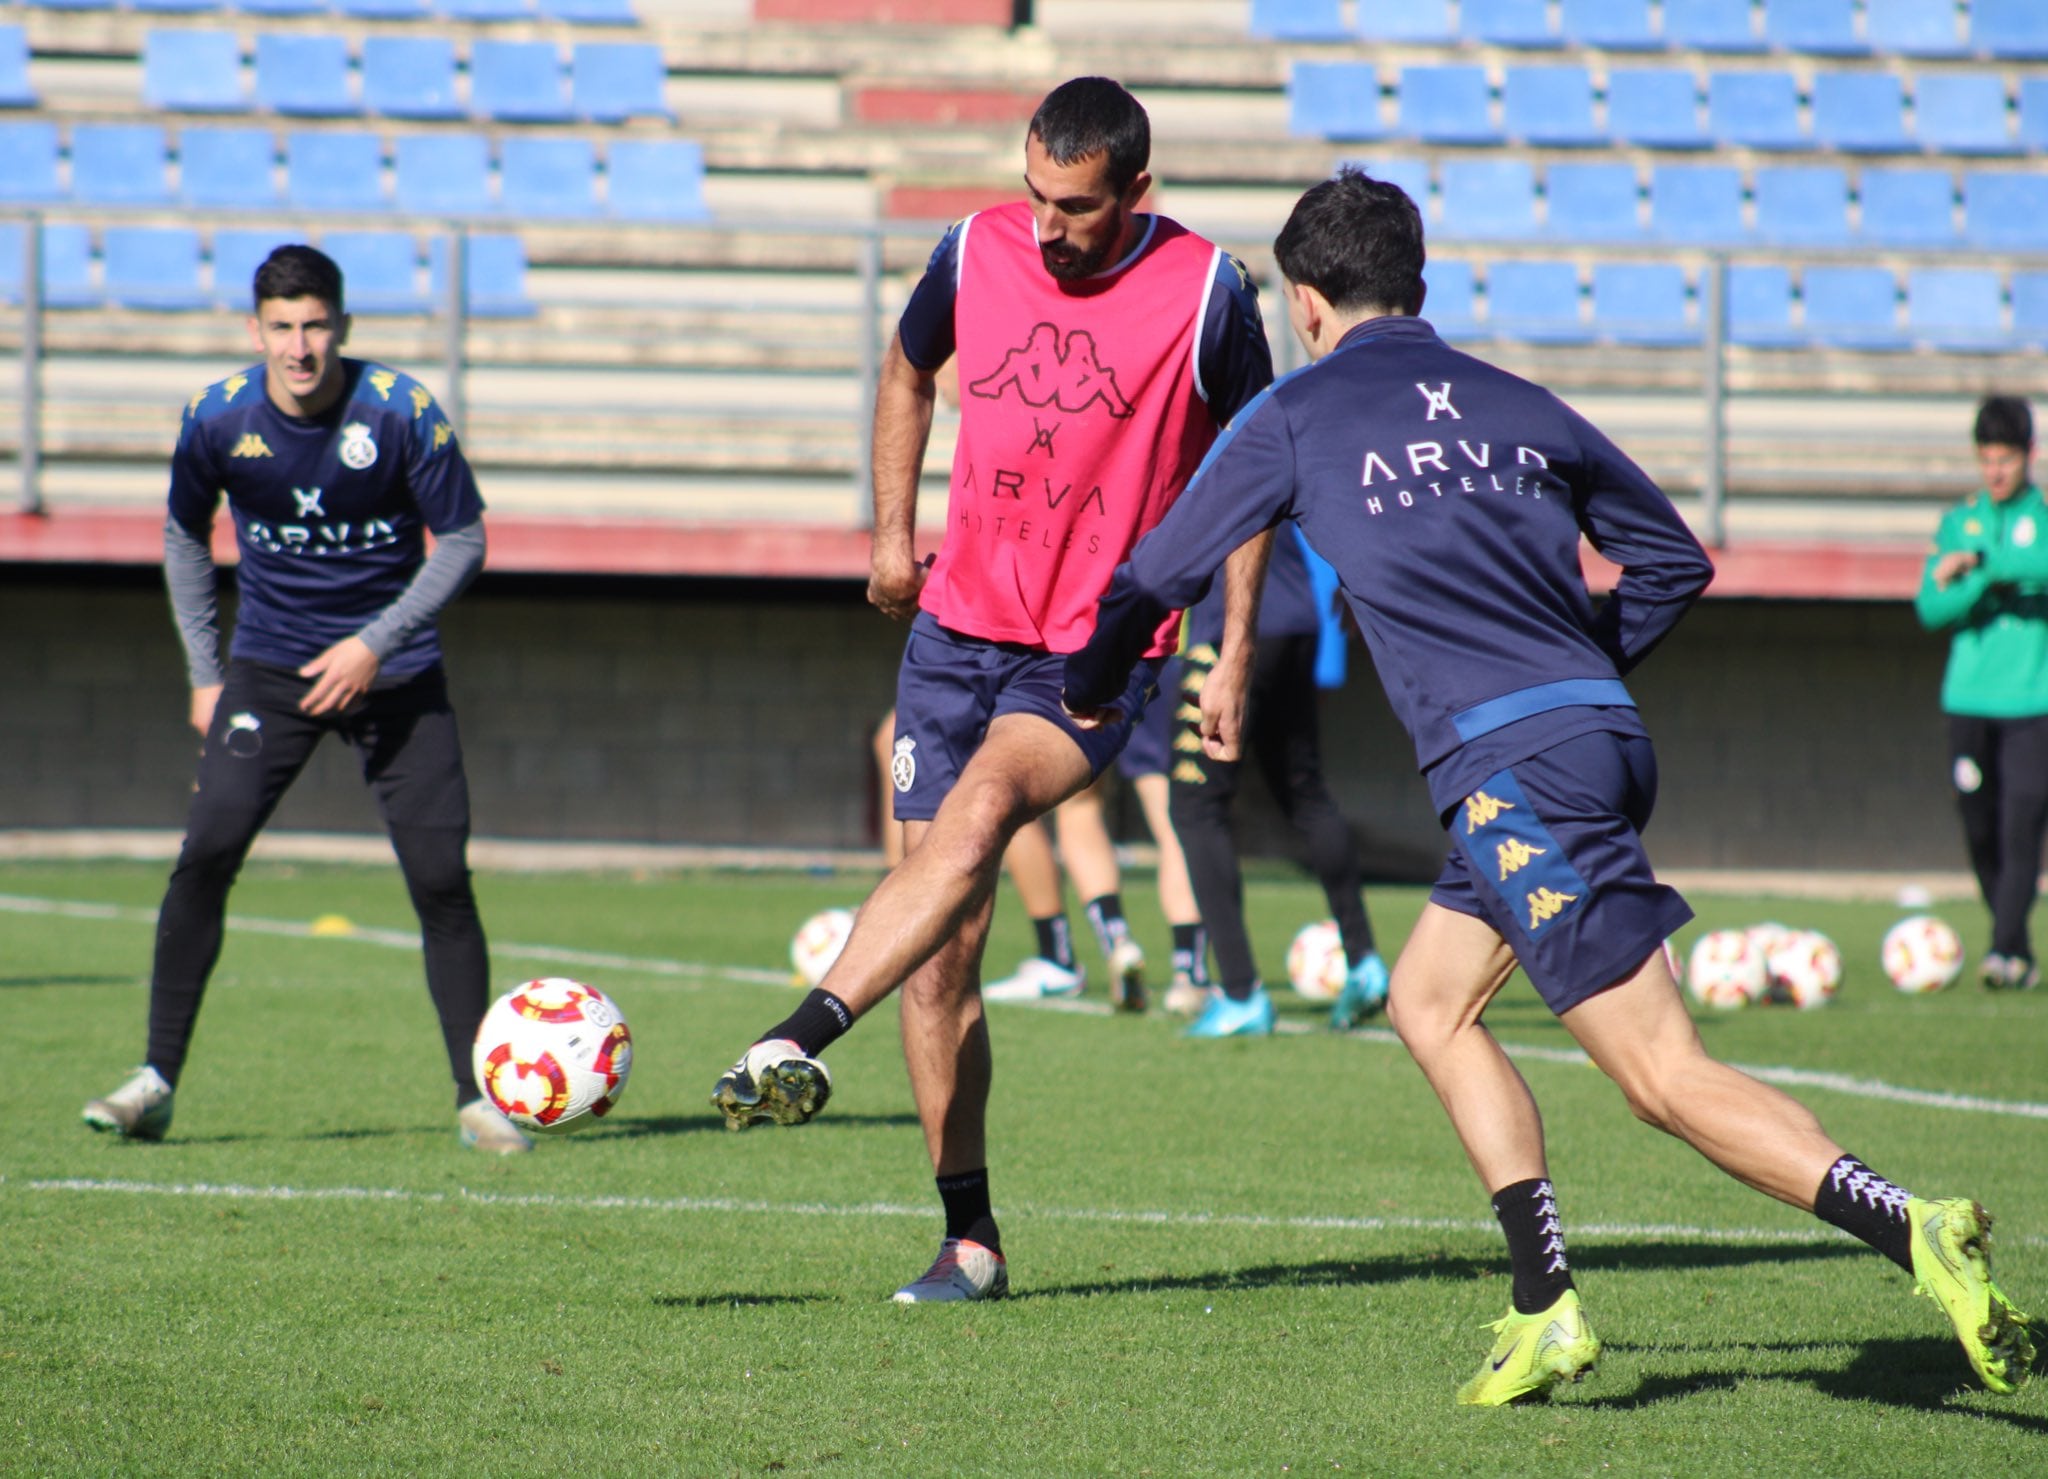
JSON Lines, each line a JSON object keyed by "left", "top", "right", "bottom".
{"left": 1273, "top": 167, "right": 1426, "bottom": 317}
{"left": 1028, "top": 77, "right": 1150, "bottom": 195}
{"left": 253, "top": 244, "right": 344, "bottom": 315}
{"left": 1975, "top": 395, "right": 2033, "bottom": 451}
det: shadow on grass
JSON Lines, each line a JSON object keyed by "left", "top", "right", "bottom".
{"left": 589, "top": 1111, "right": 924, "bottom": 1140}
{"left": 0, "top": 975, "right": 135, "bottom": 988}
{"left": 652, "top": 1292, "right": 839, "bottom": 1309}
{"left": 1581, "top": 1336, "right": 2046, "bottom": 1430}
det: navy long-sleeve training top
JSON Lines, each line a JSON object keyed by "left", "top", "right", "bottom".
{"left": 1065, "top": 315, "right": 1715, "bottom": 820}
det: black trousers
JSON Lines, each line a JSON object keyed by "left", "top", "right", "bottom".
{"left": 146, "top": 660, "right": 490, "bottom": 1105}
{"left": 1948, "top": 712, "right": 2048, "bottom": 961}
{"left": 1168, "top": 634, "right": 1375, "bottom": 993}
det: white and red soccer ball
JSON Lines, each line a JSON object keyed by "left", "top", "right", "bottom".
{"left": 1686, "top": 928, "right": 1768, "bottom": 1009}
{"left": 790, "top": 907, "right": 855, "bottom": 988}
{"left": 1764, "top": 928, "right": 1841, "bottom": 1010}
{"left": 1882, "top": 915, "right": 1964, "bottom": 994}
{"left": 1286, "top": 919, "right": 1348, "bottom": 1002}
{"left": 473, "top": 978, "right": 632, "bottom": 1134}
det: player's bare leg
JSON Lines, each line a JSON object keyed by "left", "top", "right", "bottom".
{"left": 1055, "top": 776, "right": 1147, "bottom": 1008}
{"left": 985, "top": 815, "right": 1085, "bottom": 1000}
{"left": 895, "top": 829, "right": 997, "bottom": 1176}
{"left": 1134, "top": 771, "right": 1207, "bottom": 1011}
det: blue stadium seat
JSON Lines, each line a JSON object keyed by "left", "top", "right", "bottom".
{"left": 1664, "top": 0, "right": 1763, "bottom": 50}
{"left": 1964, "top": 171, "right": 2048, "bottom": 249}
{"left": 0, "top": 224, "right": 21, "bottom": 304}
{"left": 1906, "top": 267, "right": 2005, "bottom": 350}
{"left": 362, "top": 37, "right": 462, "bottom": 120}
{"left": 1649, "top": 164, "right": 1745, "bottom": 242}
{"left": 1708, "top": 71, "right": 1806, "bottom": 148}
{"left": 40, "top": 224, "right": 97, "bottom": 309}
{"left": 237, "top": 0, "right": 325, "bottom": 14}
{"left": 1858, "top": 167, "right": 1958, "bottom": 247}
{"left": 1440, "top": 159, "right": 1537, "bottom": 239}
{"left": 537, "top": 0, "right": 638, "bottom": 23}
{"left": 2012, "top": 273, "right": 2048, "bottom": 348}
{"left": 1546, "top": 163, "right": 1642, "bottom": 239}
{"left": 131, "top": 0, "right": 222, "bottom": 13}
{"left": 1461, "top": 0, "right": 1558, "bottom": 47}
{"left": 1725, "top": 265, "right": 1798, "bottom": 345}
{"left": 336, "top": 0, "right": 429, "bottom": 18}
{"left": 1972, "top": 0, "right": 2048, "bottom": 60}
{"left": 1811, "top": 72, "right": 1909, "bottom": 151}
{"left": 71, "top": 123, "right": 171, "bottom": 205}
{"left": 1398, "top": 66, "right": 1499, "bottom": 145}
{"left": 572, "top": 43, "right": 671, "bottom": 123}
{"left": 1863, "top": 0, "right": 1966, "bottom": 56}
{"left": 322, "top": 231, "right": 426, "bottom": 313}
{"left": 1487, "top": 261, "right": 1589, "bottom": 343}
{"left": 1421, "top": 258, "right": 1479, "bottom": 339}
{"left": 1559, "top": 0, "right": 1656, "bottom": 48}
{"left": 255, "top": 35, "right": 357, "bottom": 117}
{"left": 1914, "top": 74, "right": 2015, "bottom": 154}
{"left": 0, "top": 121, "right": 60, "bottom": 200}
{"left": 1502, "top": 66, "right": 1601, "bottom": 146}
{"left": 1801, "top": 266, "right": 1906, "bottom": 349}
{"left": 103, "top": 226, "right": 208, "bottom": 310}
{"left": 0, "top": 25, "right": 37, "bottom": 106}
{"left": 471, "top": 40, "right": 570, "bottom": 123}
{"left": 1763, "top": 0, "right": 1864, "bottom": 54}
{"left": 1593, "top": 264, "right": 1695, "bottom": 345}
{"left": 211, "top": 228, "right": 296, "bottom": 309}
{"left": 439, "top": 0, "right": 535, "bottom": 17}
{"left": 1289, "top": 63, "right": 1383, "bottom": 141}
{"left": 500, "top": 135, "right": 597, "bottom": 217}
{"left": 28, "top": 0, "right": 113, "bottom": 12}
{"left": 1754, "top": 165, "right": 1851, "bottom": 244}
{"left": 2021, "top": 78, "right": 2048, "bottom": 151}
{"left": 1248, "top": 0, "right": 1345, "bottom": 40}
{"left": 1607, "top": 69, "right": 1708, "bottom": 149}
{"left": 1339, "top": 157, "right": 1431, "bottom": 218}
{"left": 394, "top": 133, "right": 492, "bottom": 215}
{"left": 428, "top": 233, "right": 537, "bottom": 316}
{"left": 144, "top": 30, "right": 246, "bottom": 113}
{"left": 1354, "top": 0, "right": 1454, "bottom": 43}
{"left": 607, "top": 138, "right": 709, "bottom": 220}
{"left": 287, "top": 130, "right": 386, "bottom": 211}
{"left": 179, "top": 126, "right": 280, "bottom": 208}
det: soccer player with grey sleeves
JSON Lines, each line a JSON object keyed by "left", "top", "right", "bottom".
{"left": 82, "top": 245, "right": 530, "bottom": 1154}
{"left": 1066, "top": 171, "right": 2033, "bottom": 1403}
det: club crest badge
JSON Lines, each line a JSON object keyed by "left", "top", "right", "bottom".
{"left": 338, "top": 422, "right": 378, "bottom": 471}
{"left": 2016, "top": 515, "right": 2037, "bottom": 548}
{"left": 891, "top": 735, "right": 917, "bottom": 793}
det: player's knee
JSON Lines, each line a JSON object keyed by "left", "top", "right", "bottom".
{"left": 175, "top": 810, "right": 262, "bottom": 883}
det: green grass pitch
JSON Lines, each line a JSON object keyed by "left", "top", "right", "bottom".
{"left": 2, "top": 859, "right": 2044, "bottom": 1474}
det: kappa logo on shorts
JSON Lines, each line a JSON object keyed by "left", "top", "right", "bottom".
{"left": 1526, "top": 887, "right": 1580, "bottom": 931}
{"left": 1465, "top": 790, "right": 1515, "bottom": 833}
{"left": 1496, "top": 837, "right": 1547, "bottom": 881}
{"left": 1461, "top": 770, "right": 1591, "bottom": 939}
{"left": 338, "top": 422, "right": 378, "bottom": 471}
{"left": 891, "top": 735, "right": 918, "bottom": 792}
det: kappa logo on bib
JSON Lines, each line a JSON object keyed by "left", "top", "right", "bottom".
{"left": 338, "top": 422, "right": 378, "bottom": 471}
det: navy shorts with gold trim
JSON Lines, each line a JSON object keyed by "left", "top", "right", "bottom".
{"left": 890, "top": 611, "right": 1160, "bottom": 823}
{"left": 1430, "top": 730, "right": 1693, "bottom": 1015}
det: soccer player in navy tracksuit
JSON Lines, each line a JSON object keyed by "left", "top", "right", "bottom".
{"left": 82, "top": 245, "right": 531, "bottom": 1155}
{"left": 1066, "top": 171, "right": 2033, "bottom": 1403}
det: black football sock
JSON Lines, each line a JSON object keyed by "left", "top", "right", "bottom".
{"left": 936, "top": 1168, "right": 1001, "bottom": 1254}
{"left": 1084, "top": 894, "right": 1129, "bottom": 957}
{"left": 760, "top": 989, "right": 854, "bottom": 1058}
{"left": 1032, "top": 914, "right": 1077, "bottom": 970}
{"left": 1493, "top": 1177, "right": 1576, "bottom": 1315}
{"left": 1170, "top": 923, "right": 1211, "bottom": 985}
{"left": 1812, "top": 1154, "right": 1916, "bottom": 1273}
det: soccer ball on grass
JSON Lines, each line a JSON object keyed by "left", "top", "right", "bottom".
{"left": 1286, "top": 919, "right": 1348, "bottom": 1002}
{"left": 1764, "top": 928, "right": 1841, "bottom": 1009}
{"left": 1881, "top": 915, "right": 1964, "bottom": 995}
{"left": 791, "top": 907, "right": 855, "bottom": 987}
{"left": 1686, "top": 928, "right": 1767, "bottom": 1010}
{"left": 473, "top": 977, "right": 633, "bottom": 1134}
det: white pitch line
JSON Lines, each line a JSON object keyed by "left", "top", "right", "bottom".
{"left": 8, "top": 892, "right": 2048, "bottom": 1121}
{"left": 26, "top": 1175, "right": 2046, "bottom": 1249}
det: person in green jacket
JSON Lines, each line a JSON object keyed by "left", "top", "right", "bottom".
{"left": 1916, "top": 395, "right": 2048, "bottom": 990}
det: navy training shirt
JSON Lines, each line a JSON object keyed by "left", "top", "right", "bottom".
{"left": 896, "top": 215, "right": 1274, "bottom": 430}
{"left": 168, "top": 358, "right": 484, "bottom": 679}
{"left": 1183, "top": 521, "right": 1323, "bottom": 648}
{"left": 1067, "top": 316, "right": 1715, "bottom": 819}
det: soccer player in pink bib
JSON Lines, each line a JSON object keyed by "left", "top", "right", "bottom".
{"left": 710, "top": 77, "right": 1274, "bottom": 1302}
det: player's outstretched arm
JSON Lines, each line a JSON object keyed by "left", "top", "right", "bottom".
{"left": 869, "top": 335, "right": 937, "bottom": 623}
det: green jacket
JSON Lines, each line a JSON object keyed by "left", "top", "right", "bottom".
{"left": 1915, "top": 483, "right": 2048, "bottom": 717}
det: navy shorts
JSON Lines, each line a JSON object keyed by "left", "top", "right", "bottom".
{"left": 1430, "top": 730, "right": 1693, "bottom": 1015}
{"left": 1115, "top": 655, "right": 1178, "bottom": 781}
{"left": 890, "top": 612, "right": 1160, "bottom": 823}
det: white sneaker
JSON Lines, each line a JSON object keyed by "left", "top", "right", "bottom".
{"left": 458, "top": 1098, "right": 534, "bottom": 1154}
{"left": 982, "top": 957, "right": 1085, "bottom": 1001}
{"left": 1107, "top": 936, "right": 1148, "bottom": 1012}
{"left": 710, "top": 1038, "right": 833, "bottom": 1129}
{"left": 892, "top": 1237, "right": 1010, "bottom": 1303}
{"left": 1162, "top": 973, "right": 1209, "bottom": 1016}
{"left": 83, "top": 1066, "right": 174, "bottom": 1141}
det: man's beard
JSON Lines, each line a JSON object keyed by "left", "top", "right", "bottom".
{"left": 1039, "top": 237, "right": 1114, "bottom": 281}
